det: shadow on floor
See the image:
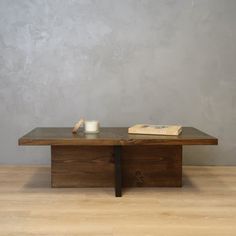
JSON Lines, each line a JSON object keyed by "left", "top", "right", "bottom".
{"left": 23, "top": 167, "right": 51, "bottom": 188}
{"left": 24, "top": 166, "right": 228, "bottom": 196}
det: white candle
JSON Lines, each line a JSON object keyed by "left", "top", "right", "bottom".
{"left": 84, "top": 120, "right": 100, "bottom": 133}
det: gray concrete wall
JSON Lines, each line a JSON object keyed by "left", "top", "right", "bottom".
{"left": 0, "top": 0, "right": 235, "bottom": 165}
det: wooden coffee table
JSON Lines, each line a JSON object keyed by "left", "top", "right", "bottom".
{"left": 19, "top": 127, "right": 217, "bottom": 197}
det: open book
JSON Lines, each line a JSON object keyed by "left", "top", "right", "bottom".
{"left": 128, "top": 124, "right": 182, "bottom": 136}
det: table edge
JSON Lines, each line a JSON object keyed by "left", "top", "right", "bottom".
{"left": 18, "top": 137, "right": 218, "bottom": 146}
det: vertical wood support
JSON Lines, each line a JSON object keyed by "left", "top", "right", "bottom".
{"left": 114, "top": 145, "right": 122, "bottom": 197}
{"left": 51, "top": 145, "right": 182, "bottom": 197}
{"left": 122, "top": 145, "right": 182, "bottom": 187}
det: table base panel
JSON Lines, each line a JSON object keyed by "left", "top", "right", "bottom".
{"left": 51, "top": 145, "right": 182, "bottom": 188}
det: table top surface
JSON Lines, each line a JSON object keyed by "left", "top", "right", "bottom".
{"left": 18, "top": 127, "right": 218, "bottom": 146}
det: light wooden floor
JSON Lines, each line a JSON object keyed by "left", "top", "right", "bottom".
{"left": 0, "top": 166, "right": 236, "bottom": 235}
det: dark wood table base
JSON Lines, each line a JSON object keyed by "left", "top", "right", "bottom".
{"left": 51, "top": 145, "right": 182, "bottom": 197}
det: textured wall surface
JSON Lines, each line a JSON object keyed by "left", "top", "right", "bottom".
{"left": 0, "top": 0, "right": 236, "bottom": 165}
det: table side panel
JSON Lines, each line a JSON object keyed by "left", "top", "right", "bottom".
{"left": 51, "top": 146, "right": 114, "bottom": 187}
{"left": 122, "top": 145, "right": 182, "bottom": 187}
{"left": 51, "top": 145, "right": 182, "bottom": 188}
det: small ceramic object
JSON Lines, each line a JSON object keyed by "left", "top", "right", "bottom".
{"left": 84, "top": 120, "right": 100, "bottom": 133}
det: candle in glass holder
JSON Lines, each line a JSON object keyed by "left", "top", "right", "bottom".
{"left": 84, "top": 120, "right": 100, "bottom": 133}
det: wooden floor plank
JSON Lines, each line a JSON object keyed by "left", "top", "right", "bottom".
{"left": 0, "top": 166, "right": 236, "bottom": 235}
